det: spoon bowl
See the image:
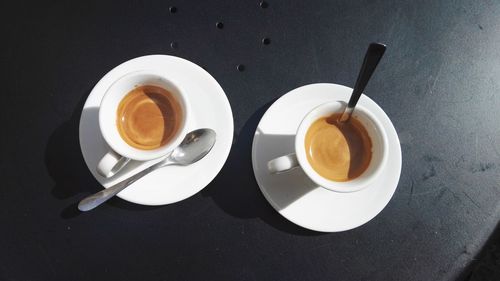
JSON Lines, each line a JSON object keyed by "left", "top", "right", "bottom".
{"left": 171, "top": 129, "right": 217, "bottom": 165}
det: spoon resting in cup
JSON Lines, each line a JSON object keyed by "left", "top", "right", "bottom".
{"left": 78, "top": 128, "right": 216, "bottom": 211}
{"left": 339, "top": 42, "right": 386, "bottom": 123}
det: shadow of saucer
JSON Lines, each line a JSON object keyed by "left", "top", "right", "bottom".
{"left": 252, "top": 129, "right": 319, "bottom": 210}
{"left": 202, "top": 100, "right": 323, "bottom": 236}
{"left": 44, "top": 90, "right": 100, "bottom": 219}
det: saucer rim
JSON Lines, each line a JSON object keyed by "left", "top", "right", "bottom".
{"left": 251, "top": 83, "right": 402, "bottom": 232}
{"left": 79, "top": 55, "right": 234, "bottom": 206}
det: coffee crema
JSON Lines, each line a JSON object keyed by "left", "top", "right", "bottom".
{"left": 304, "top": 113, "right": 372, "bottom": 182}
{"left": 117, "top": 85, "right": 182, "bottom": 150}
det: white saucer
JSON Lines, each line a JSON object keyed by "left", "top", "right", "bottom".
{"left": 251, "top": 83, "right": 402, "bottom": 232}
{"left": 79, "top": 55, "right": 233, "bottom": 206}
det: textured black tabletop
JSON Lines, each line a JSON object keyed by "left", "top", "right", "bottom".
{"left": 1, "top": 1, "right": 500, "bottom": 280}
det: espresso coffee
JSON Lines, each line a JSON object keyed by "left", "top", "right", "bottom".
{"left": 304, "top": 113, "right": 372, "bottom": 182}
{"left": 117, "top": 85, "right": 182, "bottom": 150}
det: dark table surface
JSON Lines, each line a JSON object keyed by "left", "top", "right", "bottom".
{"left": 1, "top": 0, "right": 500, "bottom": 280}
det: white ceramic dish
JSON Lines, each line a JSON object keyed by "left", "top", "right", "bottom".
{"left": 79, "top": 55, "right": 234, "bottom": 206}
{"left": 251, "top": 83, "right": 401, "bottom": 232}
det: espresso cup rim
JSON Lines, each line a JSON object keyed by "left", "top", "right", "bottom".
{"left": 99, "top": 69, "right": 190, "bottom": 161}
{"left": 295, "top": 101, "right": 389, "bottom": 193}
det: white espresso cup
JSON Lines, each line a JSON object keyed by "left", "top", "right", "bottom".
{"left": 96, "top": 70, "right": 190, "bottom": 177}
{"left": 267, "top": 101, "right": 388, "bottom": 193}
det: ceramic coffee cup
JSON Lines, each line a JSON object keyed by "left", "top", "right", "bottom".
{"left": 96, "top": 70, "right": 190, "bottom": 177}
{"left": 267, "top": 101, "right": 388, "bottom": 192}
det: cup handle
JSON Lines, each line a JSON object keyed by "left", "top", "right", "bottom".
{"left": 267, "top": 153, "right": 299, "bottom": 174}
{"left": 96, "top": 150, "right": 131, "bottom": 178}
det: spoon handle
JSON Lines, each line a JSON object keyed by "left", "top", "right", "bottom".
{"left": 78, "top": 161, "right": 166, "bottom": 211}
{"left": 340, "top": 42, "right": 386, "bottom": 122}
